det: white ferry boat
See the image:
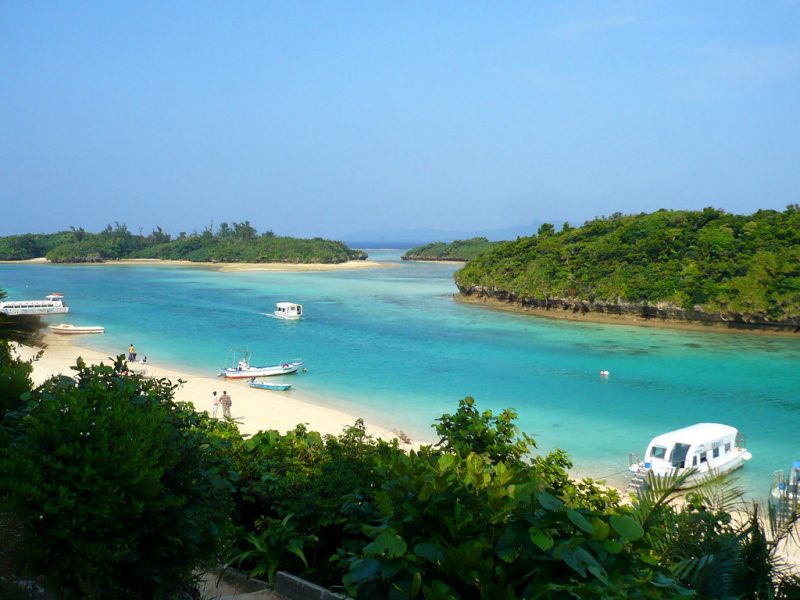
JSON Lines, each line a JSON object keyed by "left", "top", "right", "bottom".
{"left": 273, "top": 302, "right": 303, "bottom": 320}
{"left": 0, "top": 293, "right": 69, "bottom": 316}
{"left": 628, "top": 423, "right": 752, "bottom": 488}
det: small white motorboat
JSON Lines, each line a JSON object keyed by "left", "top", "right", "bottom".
{"left": 628, "top": 423, "right": 751, "bottom": 489}
{"left": 219, "top": 358, "right": 304, "bottom": 379}
{"left": 273, "top": 302, "right": 303, "bottom": 320}
{"left": 49, "top": 323, "right": 105, "bottom": 335}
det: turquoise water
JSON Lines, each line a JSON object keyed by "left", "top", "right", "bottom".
{"left": 2, "top": 251, "right": 799, "bottom": 495}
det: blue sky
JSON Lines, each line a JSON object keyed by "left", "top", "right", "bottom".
{"left": 1, "top": 1, "right": 799, "bottom": 239}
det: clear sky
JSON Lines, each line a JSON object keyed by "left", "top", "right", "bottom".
{"left": 1, "top": 1, "right": 799, "bottom": 239}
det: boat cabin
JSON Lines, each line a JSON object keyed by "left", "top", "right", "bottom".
{"left": 274, "top": 302, "right": 303, "bottom": 320}
{"left": 640, "top": 423, "right": 748, "bottom": 477}
{"left": 0, "top": 293, "right": 68, "bottom": 315}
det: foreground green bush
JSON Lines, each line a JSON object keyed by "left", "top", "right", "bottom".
{"left": 0, "top": 358, "right": 234, "bottom": 599}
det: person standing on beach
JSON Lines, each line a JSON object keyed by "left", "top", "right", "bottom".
{"left": 211, "top": 391, "right": 219, "bottom": 419}
{"left": 219, "top": 390, "right": 232, "bottom": 419}
{"left": 128, "top": 343, "right": 136, "bottom": 362}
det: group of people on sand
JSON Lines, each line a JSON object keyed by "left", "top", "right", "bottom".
{"left": 211, "top": 390, "right": 232, "bottom": 419}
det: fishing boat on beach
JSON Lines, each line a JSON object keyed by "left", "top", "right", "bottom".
{"left": 49, "top": 323, "right": 104, "bottom": 335}
{"left": 248, "top": 378, "right": 293, "bottom": 391}
{"left": 0, "top": 293, "right": 69, "bottom": 316}
{"left": 219, "top": 353, "right": 303, "bottom": 379}
{"left": 272, "top": 302, "right": 303, "bottom": 320}
{"left": 627, "top": 423, "right": 751, "bottom": 491}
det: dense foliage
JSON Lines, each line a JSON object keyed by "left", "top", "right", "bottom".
{"left": 1, "top": 298, "right": 799, "bottom": 598}
{"left": 402, "top": 238, "right": 501, "bottom": 262}
{"left": 0, "top": 357, "right": 234, "bottom": 599}
{"left": 0, "top": 222, "right": 367, "bottom": 264}
{"left": 455, "top": 207, "right": 800, "bottom": 321}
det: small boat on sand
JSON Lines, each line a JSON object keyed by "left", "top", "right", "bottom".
{"left": 49, "top": 323, "right": 105, "bottom": 335}
{"left": 248, "top": 378, "right": 293, "bottom": 391}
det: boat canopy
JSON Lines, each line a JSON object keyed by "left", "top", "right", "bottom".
{"left": 648, "top": 423, "right": 738, "bottom": 449}
{"left": 276, "top": 302, "right": 302, "bottom": 310}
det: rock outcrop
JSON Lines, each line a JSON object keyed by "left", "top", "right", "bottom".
{"left": 457, "top": 283, "right": 800, "bottom": 333}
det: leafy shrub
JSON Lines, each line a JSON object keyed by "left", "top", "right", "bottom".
{"left": 0, "top": 341, "right": 34, "bottom": 422}
{"left": 434, "top": 396, "right": 535, "bottom": 464}
{"left": 231, "top": 420, "right": 403, "bottom": 586}
{"left": 337, "top": 450, "right": 675, "bottom": 599}
{"left": 0, "top": 357, "right": 234, "bottom": 599}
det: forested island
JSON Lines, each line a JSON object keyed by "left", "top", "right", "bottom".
{"left": 0, "top": 222, "right": 367, "bottom": 264}
{"left": 402, "top": 237, "right": 502, "bottom": 261}
{"left": 455, "top": 207, "right": 800, "bottom": 332}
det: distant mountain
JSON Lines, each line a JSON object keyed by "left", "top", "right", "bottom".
{"left": 342, "top": 221, "right": 560, "bottom": 248}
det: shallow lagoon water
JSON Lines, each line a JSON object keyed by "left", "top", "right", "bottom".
{"left": 2, "top": 251, "right": 799, "bottom": 495}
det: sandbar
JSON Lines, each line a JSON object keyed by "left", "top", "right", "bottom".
{"left": 1, "top": 258, "right": 393, "bottom": 272}
{"left": 15, "top": 334, "right": 416, "bottom": 447}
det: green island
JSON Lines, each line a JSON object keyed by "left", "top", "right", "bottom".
{"left": 0, "top": 222, "right": 367, "bottom": 264}
{"left": 455, "top": 206, "right": 800, "bottom": 332}
{"left": 402, "top": 237, "right": 502, "bottom": 262}
{"left": 1, "top": 308, "right": 799, "bottom": 598}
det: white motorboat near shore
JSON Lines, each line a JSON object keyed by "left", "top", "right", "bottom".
{"left": 49, "top": 323, "right": 105, "bottom": 335}
{"left": 1, "top": 293, "right": 69, "bottom": 316}
{"left": 628, "top": 423, "right": 752, "bottom": 490}
{"left": 219, "top": 357, "right": 304, "bottom": 379}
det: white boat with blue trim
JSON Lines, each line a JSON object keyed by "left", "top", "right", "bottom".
{"left": 1, "top": 293, "right": 68, "bottom": 316}
{"left": 219, "top": 357, "right": 303, "bottom": 379}
{"left": 628, "top": 423, "right": 752, "bottom": 489}
{"left": 248, "top": 378, "right": 293, "bottom": 391}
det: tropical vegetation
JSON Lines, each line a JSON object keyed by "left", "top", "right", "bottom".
{"left": 455, "top": 207, "right": 800, "bottom": 323}
{"left": 2, "top": 288, "right": 800, "bottom": 598}
{"left": 0, "top": 222, "right": 367, "bottom": 264}
{"left": 402, "top": 238, "right": 502, "bottom": 261}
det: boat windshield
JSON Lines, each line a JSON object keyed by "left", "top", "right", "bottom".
{"left": 670, "top": 443, "right": 692, "bottom": 468}
{"left": 650, "top": 445, "right": 667, "bottom": 460}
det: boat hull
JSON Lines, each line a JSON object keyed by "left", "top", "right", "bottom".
{"left": 50, "top": 324, "right": 104, "bottom": 334}
{"left": 1, "top": 307, "right": 69, "bottom": 316}
{"left": 273, "top": 313, "right": 302, "bottom": 320}
{"left": 249, "top": 381, "right": 293, "bottom": 391}
{"left": 634, "top": 451, "right": 751, "bottom": 487}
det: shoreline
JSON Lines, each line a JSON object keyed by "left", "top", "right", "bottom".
{"left": 455, "top": 294, "right": 800, "bottom": 338}
{"left": 0, "top": 257, "right": 393, "bottom": 272}
{"left": 16, "top": 334, "right": 416, "bottom": 448}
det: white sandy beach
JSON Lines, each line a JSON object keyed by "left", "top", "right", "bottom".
{"left": 15, "top": 334, "right": 416, "bottom": 447}
{"left": 0, "top": 257, "right": 392, "bottom": 272}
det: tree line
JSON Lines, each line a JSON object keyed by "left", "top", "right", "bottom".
{"left": 0, "top": 222, "right": 367, "bottom": 264}
{"left": 402, "top": 237, "right": 502, "bottom": 261}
